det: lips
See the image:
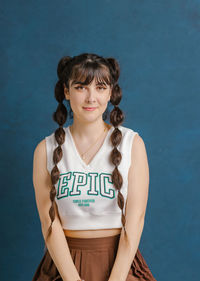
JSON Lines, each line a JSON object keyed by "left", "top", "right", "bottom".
{"left": 83, "top": 107, "right": 97, "bottom": 111}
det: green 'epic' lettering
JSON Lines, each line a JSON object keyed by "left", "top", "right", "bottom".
{"left": 57, "top": 171, "right": 115, "bottom": 200}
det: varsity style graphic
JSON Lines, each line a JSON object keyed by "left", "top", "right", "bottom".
{"left": 45, "top": 125, "right": 138, "bottom": 230}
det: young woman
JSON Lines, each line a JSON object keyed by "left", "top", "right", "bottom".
{"left": 32, "top": 53, "right": 156, "bottom": 281}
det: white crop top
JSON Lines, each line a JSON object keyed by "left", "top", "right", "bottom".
{"left": 45, "top": 124, "right": 139, "bottom": 230}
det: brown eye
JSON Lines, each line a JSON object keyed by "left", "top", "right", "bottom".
{"left": 97, "top": 86, "right": 106, "bottom": 91}
{"left": 75, "top": 86, "right": 85, "bottom": 90}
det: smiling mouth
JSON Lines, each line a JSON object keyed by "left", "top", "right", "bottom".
{"left": 83, "top": 107, "right": 97, "bottom": 111}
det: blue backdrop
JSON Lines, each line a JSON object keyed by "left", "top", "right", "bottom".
{"left": 1, "top": 0, "right": 199, "bottom": 280}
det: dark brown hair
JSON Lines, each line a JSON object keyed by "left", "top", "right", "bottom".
{"left": 44, "top": 53, "right": 128, "bottom": 249}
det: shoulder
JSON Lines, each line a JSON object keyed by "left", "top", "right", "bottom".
{"left": 119, "top": 125, "right": 147, "bottom": 162}
{"left": 119, "top": 125, "right": 142, "bottom": 146}
{"left": 119, "top": 124, "right": 139, "bottom": 137}
{"left": 33, "top": 128, "right": 56, "bottom": 154}
{"left": 33, "top": 129, "right": 55, "bottom": 168}
{"left": 129, "top": 130, "right": 148, "bottom": 170}
{"left": 131, "top": 134, "right": 146, "bottom": 160}
{"left": 34, "top": 138, "right": 46, "bottom": 153}
{"left": 32, "top": 138, "right": 49, "bottom": 192}
{"left": 33, "top": 129, "right": 60, "bottom": 175}
{"left": 34, "top": 130, "right": 58, "bottom": 159}
{"left": 33, "top": 138, "right": 47, "bottom": 169}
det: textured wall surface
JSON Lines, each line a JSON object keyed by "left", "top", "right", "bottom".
{"left": 1, "top": 0, "right": 199, "bottom": 280}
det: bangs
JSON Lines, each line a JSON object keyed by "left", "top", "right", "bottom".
{"left": 69, "top": 62, "right": 112, "bottom": 88}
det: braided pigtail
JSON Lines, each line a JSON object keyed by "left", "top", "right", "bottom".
{"left": 44, "top": 56, "right": 72, "bottom": 249}
{"left": 106, "top": 57, "right": 128, "bottom": 241}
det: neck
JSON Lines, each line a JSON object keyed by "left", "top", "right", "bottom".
{"left": 70, "top": 118, "right": 111, "bottom": 141}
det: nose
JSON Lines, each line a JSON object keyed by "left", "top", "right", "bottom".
{"left": 86, "top": 88, "right": 96, "bottom": 103}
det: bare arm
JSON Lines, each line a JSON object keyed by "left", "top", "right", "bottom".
{"left": 108, "top": 134, "right": 150, "bottom": 281}
{"left": 33, "top": 139, "right": 82, "bottom": 281}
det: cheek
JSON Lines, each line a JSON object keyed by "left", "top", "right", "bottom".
{"left": 100, "top": 94, "right": 110, "bottom": 104}
{"left": 70, "top": 93, "right": 84, "bottom": 105}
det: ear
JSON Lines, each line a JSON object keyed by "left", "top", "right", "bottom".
{"left": 63, "top": 83, "right": 70, "bottom": 100}
{"left": 108, "top": 89, "right": 111, "bottom": 101}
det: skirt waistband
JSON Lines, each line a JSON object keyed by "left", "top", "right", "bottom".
{"left": 65, "top": 233, "right": 120, "bottom": 250}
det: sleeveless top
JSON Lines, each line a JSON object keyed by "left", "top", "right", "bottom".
{"left": 45, "top": 124, "right": 139, "bottom": 230}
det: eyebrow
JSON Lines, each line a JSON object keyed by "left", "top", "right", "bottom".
{"left": 71, "top": 81, "right": 85, "bottom": 86}
{"left": 71, "top": 81, "right": 107, "bottom": 86}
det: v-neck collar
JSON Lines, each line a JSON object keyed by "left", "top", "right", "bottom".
{"left": 66, "top": 125, "right": 114, "bottom": 169}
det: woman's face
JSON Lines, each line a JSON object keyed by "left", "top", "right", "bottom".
{"left": 64, "top": 78, "right": 111, "bottom": 123}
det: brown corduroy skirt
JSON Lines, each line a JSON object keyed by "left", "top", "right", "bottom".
{"left": 32, "top": 233, "right": 156, "bottom": 281}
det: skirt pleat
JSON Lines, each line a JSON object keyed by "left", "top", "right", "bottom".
{"left": 32, "top": 234, "right": 156, "bottom": 281}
